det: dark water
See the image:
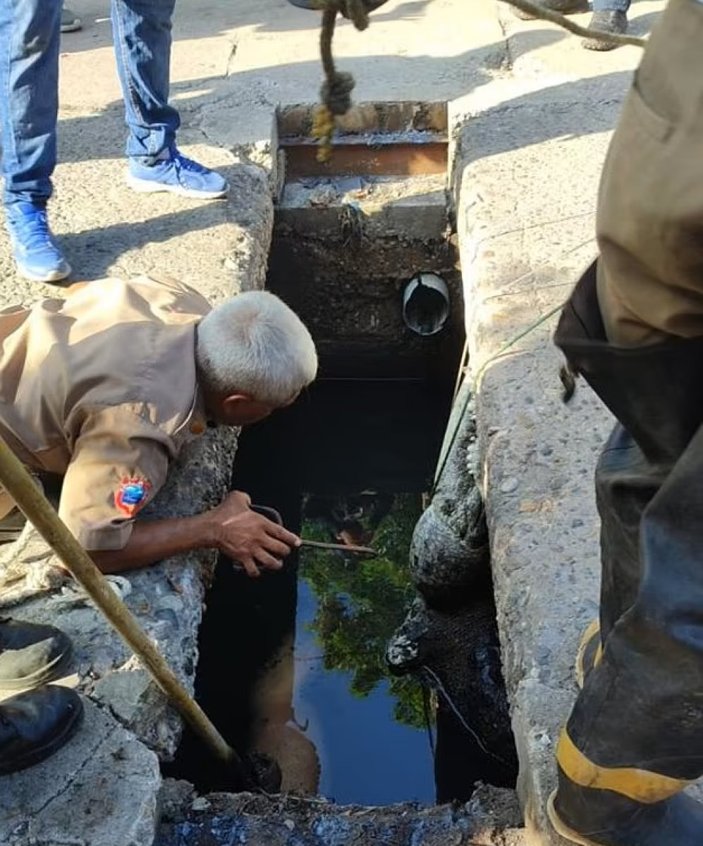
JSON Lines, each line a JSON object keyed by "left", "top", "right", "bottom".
{"left": 167, "top": 378, "right": 452, "bottom": 804}
{"left": 291, "top": 576, "right": 434, "bottom": 804}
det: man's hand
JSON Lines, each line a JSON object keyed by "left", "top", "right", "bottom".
{"left": 207, "top": 491, "right": 301, "bottom": 578}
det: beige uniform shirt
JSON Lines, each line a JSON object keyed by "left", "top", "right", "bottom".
{"left": 594, "top": 0, "right": 703, "bottom": 346}
{"left": 0, "top": 276, "right": 211, "bottom": 550}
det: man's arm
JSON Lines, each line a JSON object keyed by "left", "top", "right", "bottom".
{"left": 91, "top": 491, "right": 301, "bottom": 576}
{"left": 59, "top": 411, "right": 301, "bottom": 576}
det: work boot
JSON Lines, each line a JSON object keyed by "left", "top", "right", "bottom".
{"left": 512, "top": 0, "right": 588, "bottom": 22}
{"left": 0, "top": 508, "right": 26, "bottom": 545}
{"left": 0, "top": 686, "right": 83, "bottom": 775}
{"left": 127, "top": 148, "right": 228, "bottom": 200}
{"left": 574, "top": 620, "right": 600, "bottom": 689}
{"left": 581, "top": 10, "right": 628, "bottom": 51}
{"left": 0, "top": 619, "right": 73, "bottom": 691}
{"left": 5, "top": 202, "right": 71, "bottom": 283}
{"left": 548, "top": 765, "right": 703, "bottom": 846}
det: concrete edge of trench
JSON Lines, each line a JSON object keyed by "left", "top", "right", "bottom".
{"left": 0, "top": 103, "right": 527, "bottom": 845}
{"left": 450, "top": 95, "right": 610, "bottom": 846}
{"left": 0, "top": 131, "right": 275, "bottom": 844}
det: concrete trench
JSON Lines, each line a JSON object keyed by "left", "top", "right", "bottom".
{"left": 0, "top": 101, "right": 532, "bottom": 845}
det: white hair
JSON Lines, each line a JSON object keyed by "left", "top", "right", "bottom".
{"left": 196, "top": 291, "right": 318, "bottom": 406}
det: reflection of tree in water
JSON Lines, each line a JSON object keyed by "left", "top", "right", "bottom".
{"left": 300, "top": 493, "right": 429, "bottom": 729}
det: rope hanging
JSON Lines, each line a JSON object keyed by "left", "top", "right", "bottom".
{"left": 311, "top": 0, "right": 647, "bottom": 162}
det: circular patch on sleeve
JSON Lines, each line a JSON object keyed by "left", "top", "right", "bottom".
{"left": 115, "top": 477, "right": 152, "bottom": 517}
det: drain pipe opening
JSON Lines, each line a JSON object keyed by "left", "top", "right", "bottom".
{"left": 402, "top": 273, "right": 450, "bottom": 337}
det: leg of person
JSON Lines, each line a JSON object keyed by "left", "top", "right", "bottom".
{"left": 551, "top": 1, "right": 703, "bottom": 841}
{"left": 549, "top": 416, "right": 703, "bottom": 846}
{"left": 0, "top": 0, "right": 70, "bottom": 282}
{"left": 0, "top": 686, "right": 83, "bottom": 774}
{"left": 60, "top": 6, "right": 82, "bottom": 33}
{"left": 110, "top": 0, "right": 228, "bottom": 199}
{"left": 512, "top": 0, "right": 589, "bottom": 22}
{"left": 574, "top": 421, "right": 664, "bottom": 689}
{"left": 582, "top": 0, "right": 630, "bottom": 51}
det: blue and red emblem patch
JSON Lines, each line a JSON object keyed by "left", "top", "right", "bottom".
{"left": 115, "top": 477, "right": 151, "bottom": 517}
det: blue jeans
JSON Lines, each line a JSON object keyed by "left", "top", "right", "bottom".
{"left": 593, "top": 0, "right": 631, "bottom": 12}
{"left": 0, "top": 0, "right": 180, "bottom": 206}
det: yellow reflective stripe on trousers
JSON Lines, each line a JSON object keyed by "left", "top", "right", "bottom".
{"left": 557, "top": 729, "right": 693, "bottom": 803}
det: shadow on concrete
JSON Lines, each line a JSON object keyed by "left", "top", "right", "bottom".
{"left": 56, "top": 0, "right": 434, "bottom": 56}
{"left": 58, "top": 51, "right": 629, "bottom": 165}
{"left": 453, "top": 70, "right": 629, "bottom": 167}
{"left": 51, "top": 74, "right": 624, "bottom": 283}
{"left": 48, "top": 161, "right": 251, "bottom": 281}
{"left": 627, "top": 9, "right": 659, "bottom": 34}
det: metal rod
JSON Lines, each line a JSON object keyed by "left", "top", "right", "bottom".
{"left": 300, "top": 538, "right": 377, "bottom": 556}
{"left": 0, "top": 438, "right": 249, "bottom": 780}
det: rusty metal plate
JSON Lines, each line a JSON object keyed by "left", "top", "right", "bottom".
{"left": 282, "top": 142, "right": 448, "bottom": 178}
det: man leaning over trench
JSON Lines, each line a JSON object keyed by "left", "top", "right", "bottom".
{"left": 549, "top": 0, "right": 703, "bottom": 843}
{"left": 0, "top": 275, "right": 318, "bottom": 574}
{"left": 0, "top": 275, "right": 317, "bottom": 776}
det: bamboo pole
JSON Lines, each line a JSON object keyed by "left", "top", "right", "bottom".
{"left": 0, "top": 438, "right": 252, "bottom": 784}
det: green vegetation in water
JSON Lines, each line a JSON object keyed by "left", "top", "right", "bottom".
{"left": 300, "top": 493, "right": 428, "bottom": 729}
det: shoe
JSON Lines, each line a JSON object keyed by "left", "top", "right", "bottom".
{"left": 0, "top": 508, "right": 26, "bottom": 545}
{"left": 5, "top": 202, "right": 71, "bottom": 283}
{"left": 127, "top": 148, "right": 229, "bottom": 200}
{"left": 574, "top": 620, "right": 601, "bottom": 689}
{"left": 0, "top": 686, "right": 83, "bottom": 775}
{"left": 60, "top": 8, "right": 82, "bottom": 33}
{"left": 512, "top": 0, "right": 588, "bottom": 21}
{"left": 581, "top": 10, "right": 628, "bottom": 51}
{"left": 0, "top": 618, "right": 73, "bottom": 691}
{"left": 548, "top": 770, "right": 703, "bottom": 846}
{"left": 287, "top": 0, "right": 389, "bottom": 10}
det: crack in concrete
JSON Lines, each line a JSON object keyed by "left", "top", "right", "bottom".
{"left": 225, "top": 37, "right": 239, "bottom": 78}
{"left": 495, "top": 5, "right": 515, "bottom": 72}
{"left": 25, "top": 721, "right": 121, "bottom": 820}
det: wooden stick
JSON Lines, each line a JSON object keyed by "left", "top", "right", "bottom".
{"left": 0, "top": 438, "right": 252, "bottom": 783}
{"left": 300, "top": 538, "right": 377, "bottom": 556}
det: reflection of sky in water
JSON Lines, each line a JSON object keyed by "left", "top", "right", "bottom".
{"left": 292, "top": 579, "right": 435, "bottom": 805}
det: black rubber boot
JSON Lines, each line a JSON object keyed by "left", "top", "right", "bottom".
{"left": 512, "top": 0, "right": 588, "bottom": 21}
{"left": 548, "top": 769, "right": 703, "bottom": 846}
{"left": 0, "top": 686, "right": 83, "bottom": 775}
{"left": 552, "top": 262, "right": 703, "bottom": 844}
{"left": 0, "top": 619, "right": 73, "bottom": 690}
{"left": 582, "top": 10, "right": 628, "bottom": 51}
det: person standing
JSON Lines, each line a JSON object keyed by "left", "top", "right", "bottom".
{"left": 0, "top": 276, "right": 316, "bottom": 574}
{"left": 512, "top": 0, "right": 631, "bottom": 49}
{"left": 550, "top": 0, "right": 703, "bottom": 842}
{"left": 0, "top": 0, "right": 228, "bottom": 284}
